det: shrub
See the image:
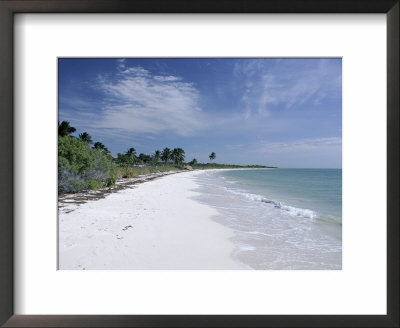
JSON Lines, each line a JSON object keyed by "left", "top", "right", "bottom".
{"left": 85, "top": 179, "right": 103, "bottom": 190}
{"left": 106, "top": 177, "right": 116, "bottom": 187}
{"left": 58, "top": 136, "right": 115, "bottom": 192}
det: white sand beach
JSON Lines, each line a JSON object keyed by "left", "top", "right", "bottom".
{"left": 59, "top": 170, "right": 244, "bottom": 270}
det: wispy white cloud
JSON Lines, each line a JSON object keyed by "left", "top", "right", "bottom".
{"left": 153, "top": 76, "right": 182, "bottom": 82}
{"left": 63, "top": 61, "right": 207, "bottom": 137}
{"left": 234, "top": 59, "right": 341, "bottom": 118}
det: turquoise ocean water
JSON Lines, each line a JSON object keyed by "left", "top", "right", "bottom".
{"left": 194, "top": 169, "right": 342, "bottom": 270}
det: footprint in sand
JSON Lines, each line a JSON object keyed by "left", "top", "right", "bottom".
{"left": 122, "top": 225, "right": 133, "bottom": 231}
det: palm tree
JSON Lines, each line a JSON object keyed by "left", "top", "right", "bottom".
{"left": 92, "top": 142, "right": 110, "bottom": 154}
{"left": 116, "top": 153, "right": 127, "bottom": 164}
{"left": 78, "top": 132, "right": 93, "bottom": 144}
{"left": 161, "top": 147, "right": 171, "bottom": 165}
{"left": 209, "top": 152, "right": 216, "bottom": 162}
{"left": 189, "top": 158, "right": 197, "bottom": 166}
{"left": 125, "top": 147, "right": 137, "bottom": 163}
{"left": 126, "top": 147, "right": 136, "bottom": 157}
{"left": 93, "top": 142, "right": 105, "bottom": 150}
{"left": 171, "top": 148, "right": 185, "bottom": 166}
{"left": 58, "top": 121, "right": 76, "bottom": 137}
{"left": 138, "top": 153, "right": 152, "bottom": 164}
{"left": 153, "top": 150, "right": 161, "bottom": 164}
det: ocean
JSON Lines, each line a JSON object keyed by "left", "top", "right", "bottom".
{"left": 193, "top": 168, "right": 342, "bottom": 270}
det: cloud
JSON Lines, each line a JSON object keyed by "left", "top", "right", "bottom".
{"left": 63, "top": 61, "right": 206, "bottom": 137}
{"left": 234, "top": 59, "right": 342, "bottom": 118}
{"left": 153, "top": 76, "right": 182, "bottom": 82}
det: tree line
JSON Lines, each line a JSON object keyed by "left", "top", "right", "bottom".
{"left": 59, "top": 121, "right": 216, "bottom": 167}
{"left": 58, "top": 121, "right": 218, "bottom": 192}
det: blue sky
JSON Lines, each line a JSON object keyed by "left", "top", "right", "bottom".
{"left": 58, "top": 58, "right": 342, "bottom": 168}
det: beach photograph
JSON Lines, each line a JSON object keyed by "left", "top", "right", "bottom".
{"left": 58, "top": 58, "right": 342, "bottom": 270}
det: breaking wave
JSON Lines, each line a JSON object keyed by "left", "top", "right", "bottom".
{"left": 221, "top": 187, "right": 317, "bottom": 220}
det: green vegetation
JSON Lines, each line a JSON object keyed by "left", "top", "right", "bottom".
{"left": 153, "top": 150, "right": 161, "bottom": 164}
{"left": 93, "top": 141, "right": 109, "bottom": 153}
{"left": 78, "top": 132, "right": 93, "bottom": 144}
{"left": 58, "top": 121, "right": 76, "bottom": 137}
{"left": 58, "top": 135, "right": 114, "bottom": 192}
{"left": 116, "top": 148, "right": 137, "bottom": 164}
{"left": 58, "top": 121, "right": 275, "bottom": 193}
{"left": 161, "top": 147, "right": 171, "bottom": 164}
{"left": 114, "top": 164, "right": 180, "bottom": 179}
{"left": 171, "top": 148, "right": 185, "bottom": 166}
{"left": 138, "top": 153, "right": 152, "bottom": 164}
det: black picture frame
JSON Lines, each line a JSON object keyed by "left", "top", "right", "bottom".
{"left": 0, "top": 1, "right": 398, "bottom": 327}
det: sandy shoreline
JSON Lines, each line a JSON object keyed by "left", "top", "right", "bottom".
{"left": 59, "top": 170, "right": 244, "bottom": 270}
{"left": 58, "top": 170, "right": 182, "bottom": 214}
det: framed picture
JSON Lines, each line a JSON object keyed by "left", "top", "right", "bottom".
{"left": 0, "top": 0, "right": 398, "bottom": 327}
